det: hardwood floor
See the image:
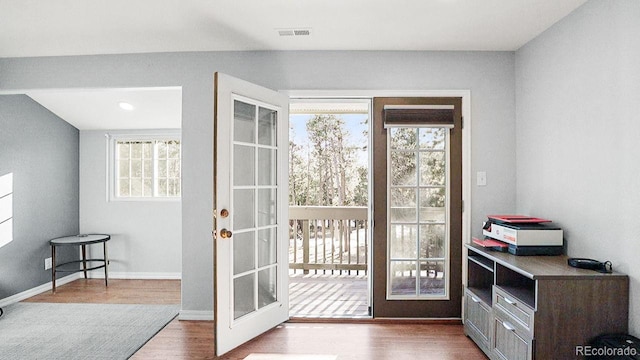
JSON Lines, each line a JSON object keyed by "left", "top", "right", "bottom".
{"left": 23, "top": 278, "right": 181, "bottom": 304}
{"left": 23, "top": 279, "right": 487, "bottom": 359}
{"left": 213, "top": 322, "right": 486, "bottom": 360}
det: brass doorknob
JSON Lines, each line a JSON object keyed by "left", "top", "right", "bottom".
{"left": 220, "top": 209, "right": 229, "bottom": 218}
{"left": 220, "top": 228, "right": 232, "bottom": 239}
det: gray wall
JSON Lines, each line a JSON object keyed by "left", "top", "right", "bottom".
{"left": 80, "top": 130, "right": 182, "bottom": 278}
{"left": 0, "top": 50, "right": 517, "bottom": 315}
{"left": 0, "top": 95, "right": 79, "bottom": 298}
{"left": 515, "top": 0, "right": 640, "bottom": 335}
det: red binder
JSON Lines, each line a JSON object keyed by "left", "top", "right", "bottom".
{"left": 472, "top": 237, "right": 508, "bottom": 250}
{"left": 487, "top": 215, "right": 551, "bottom": 224}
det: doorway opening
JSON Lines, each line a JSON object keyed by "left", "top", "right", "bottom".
{"left": 288, "top": 99, "right": 371, "bottom": 318}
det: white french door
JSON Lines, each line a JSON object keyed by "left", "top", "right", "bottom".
{"left": 214, "top": 73, "right": 289, "bottom": 356}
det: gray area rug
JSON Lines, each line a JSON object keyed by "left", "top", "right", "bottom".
{"left": 0, "top": 302, "right": 179, "bottom": 360}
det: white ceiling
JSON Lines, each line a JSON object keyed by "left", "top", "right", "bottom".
{"left": 26, "top": 88, "right": 182, "bottom": 130}
{"left": 0, "top": 0, "right": 586, "bottom": 58}
{"left": 3, "top": 0, "right": 586, "bottom": 130}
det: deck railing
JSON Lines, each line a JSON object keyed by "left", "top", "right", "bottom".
{"left": 289, "top": 206, "right": 368, "bottom": 275}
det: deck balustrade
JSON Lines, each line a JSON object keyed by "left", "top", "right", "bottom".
{"left": 289, "top": 206, "right": 368, "bottom": 275}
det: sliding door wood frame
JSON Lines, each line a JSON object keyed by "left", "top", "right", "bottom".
{"left": 373, "top": 96, "right": 462, "bottom": 318}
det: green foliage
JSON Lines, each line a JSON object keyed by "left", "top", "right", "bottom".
{"left": 289, "top": 117, "right": 447, "bottom": 212}
{"left": 289, "top": 114, "right": 368, "bottom": 206}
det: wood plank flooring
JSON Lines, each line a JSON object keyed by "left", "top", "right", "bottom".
{"left": 213, "top": 322, "right": 487, "bottom": 360}
{"left": 22, "top": 278, "right": 487, "bottom": 359}
{"left": 23, "top": 278, "right": 181, "bottom": 304}
{"left": 289, "top": 274, "right": 369, "bottom": 318}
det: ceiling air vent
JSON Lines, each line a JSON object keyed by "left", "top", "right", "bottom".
{"left": 294, "top": 29, "right": 310, "bottom": 36}
{"left": 277, "top": 28, "right": 311, "bottom": 37}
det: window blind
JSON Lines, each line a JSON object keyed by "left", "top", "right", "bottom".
{"left": 383, "top": 105, "right": 454, "bottom": 128}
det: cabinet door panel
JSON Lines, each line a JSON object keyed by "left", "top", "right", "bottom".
{"left": 465, "top": 291, "right": 491, "bottom": 343}
{"left": 492, "top": 314, "right": 532, "bottom": 360}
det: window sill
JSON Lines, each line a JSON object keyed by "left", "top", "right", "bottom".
{"left": 108, "top": 197, "right": 182, "bottom": 203}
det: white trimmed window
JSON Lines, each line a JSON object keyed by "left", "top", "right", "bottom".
{"left": 108, "top": 133, "right": 181, "bottom": 200}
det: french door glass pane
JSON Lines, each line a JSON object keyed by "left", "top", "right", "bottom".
{"left": 419, "top": 152, "right": 445, "bottom": 185}
{"left": 390, "top": 188, "right": 417, "bottom": 222}
{"left": 390, "top": 261, "right": 417, "bottom": 296}
{"left": 234, "top": 274, "right": 255, "bottom": 319}
{"left": 258, "top": 148, "right": 276, "bottom": 186}
{"left": 258, "top": 189, "right": 277, "bottom": 227}
{"left": 234, "top": 145, "right": 255, "bottom": 186}
{"left": 419, "top": 261, "right": 445, "bottom": 295}
{"left": 419, "top": 188, "right": 445, "bottom": 222}
{"left": 388, "top": 125, "right": 449, "bottom": 299}
{"left": 389, "top": 225, "right": 417, "bottom": 258}
{"left": 419, "top": 128, "right": 445, "bottom": 150}
{"left": 258, "top": 267, "right": 277, "bottom": 309}
{"left": 233, "top": 231, "right": 255, "bottom": 275}
{"left": 390, "top": 152, "right": 417, "bottom": 186}
{"left": 419, "top": 224, "right": 445, "bottom": 258}
{"left": 258, "top": 228, "right": 277, "bottom": 267}
{"left": 390, "top": 128, "right": 417, "bottom": 150}
{"left": 258, "top": 107, "right": 277, "bottom": 146}
{"left": 234, "top": 189, "right": 255, "bottom": 230}
{"left": 234, "top": 100, "right": 255, "bottom": 143}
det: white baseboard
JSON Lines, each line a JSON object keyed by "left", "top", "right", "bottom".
{"left": 179, "top": 310, "right": 214, "bottom": 321}
{"left": 0, "top": 273, "right": 82, "bottom": 307}
{"left": 88, "top": 271, "right": 182, "bottom": 280}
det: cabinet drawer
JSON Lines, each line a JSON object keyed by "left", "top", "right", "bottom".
{"left": 494, "top": 286, "right": 534, "bottom": 335}
{"left": 492, "top": 313, "right": 533, "bottom": 360}
{"left": 464, "top": 290, "right": 491, "bottom": 351}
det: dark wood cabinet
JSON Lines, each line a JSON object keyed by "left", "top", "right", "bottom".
{"left": 464, "top": 244, "right": 628, "bottom": 360}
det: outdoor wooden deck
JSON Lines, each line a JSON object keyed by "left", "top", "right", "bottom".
{"left": 289, "top": 273, "right": 369, "bottom": 318}
{"left": 288, "top": 206, "right": 370, "bottom": 318}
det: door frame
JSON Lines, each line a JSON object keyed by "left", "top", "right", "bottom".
{"left": 373, "top": 96, "right": 462, "bottom": 317}
{"left": 284, "top": 90, "right": 471, "bottom": 317}
{"left": 288, "top": 97, "right": 374, "bottom": 317}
